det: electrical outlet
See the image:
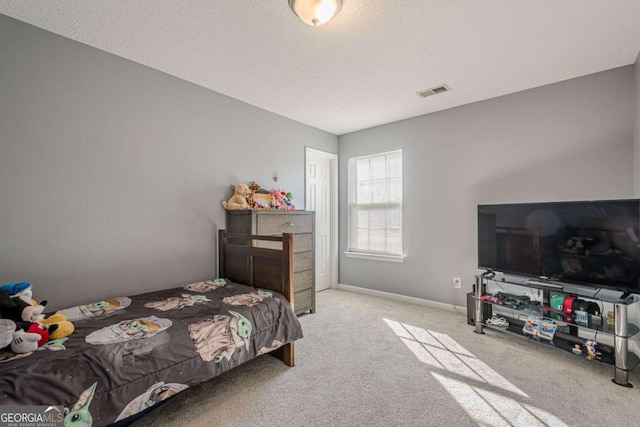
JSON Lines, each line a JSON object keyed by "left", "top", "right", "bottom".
{"left": 453, "top": 277, "right": 462, "bottom": 289}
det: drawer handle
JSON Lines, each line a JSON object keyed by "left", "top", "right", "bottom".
{"left": 282, "top": 222, "right": 294, "bottom": 227}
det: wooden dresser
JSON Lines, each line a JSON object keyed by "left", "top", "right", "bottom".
{"left": 225, "top": 210, "right": 315, "bottom": 315}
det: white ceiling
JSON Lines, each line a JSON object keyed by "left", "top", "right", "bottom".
{"left": 2, "top": 1, "right": 640, "bottom": 135}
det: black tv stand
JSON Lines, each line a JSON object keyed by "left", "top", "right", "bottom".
{"left": 473, "top": 274, "right": 639, "bottom": 388}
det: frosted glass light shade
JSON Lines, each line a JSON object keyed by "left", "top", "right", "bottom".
{"left": 289, "top": 0, "right": 342, "bottom": 26}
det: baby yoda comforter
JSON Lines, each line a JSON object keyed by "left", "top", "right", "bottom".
{"left": 0, "top": 278, "right": 303, "bottom": 426}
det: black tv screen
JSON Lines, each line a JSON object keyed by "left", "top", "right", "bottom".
{"left": 478, "top": 200, "right": 640, "bottom": 293}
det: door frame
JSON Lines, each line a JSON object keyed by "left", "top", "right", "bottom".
{"left": 305, "top": 147, "right": 339, "bottom": 290}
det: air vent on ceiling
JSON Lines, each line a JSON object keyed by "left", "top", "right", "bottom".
{"left": 417, "top": 84, "right": 451, "bottom": 98}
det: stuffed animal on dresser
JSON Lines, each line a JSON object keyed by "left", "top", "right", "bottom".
{"left": 222, "top": 184, "right": 251, "bottom": 210}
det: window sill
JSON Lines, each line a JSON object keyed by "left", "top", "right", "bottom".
{"left": 344, "top": 252, "right": 405, "bottom": 263}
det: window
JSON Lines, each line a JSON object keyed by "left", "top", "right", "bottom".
{"left": 348, "top": 149, "right": 403, "bottom": 261}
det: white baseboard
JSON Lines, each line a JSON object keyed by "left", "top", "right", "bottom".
{"left": 336, "top": 283, "right": 458, "bottom": 312}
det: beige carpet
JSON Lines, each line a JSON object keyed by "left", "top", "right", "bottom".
{"left": 134, "top": 289, "right": 640, "bottom": 426}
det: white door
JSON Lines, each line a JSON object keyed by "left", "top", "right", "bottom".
{"left": 305, "top": 148, "right": 337, "bottom": 292}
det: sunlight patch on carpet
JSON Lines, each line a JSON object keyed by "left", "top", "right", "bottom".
{"left": 384, "top": 318, "right": 568, "bottom": 426}
{"left": 433, "top": 373, "right": 568, "bottom": 427}
{"left": 457, "top": 353, "right": 527, "bottom": 397}
{"left": 400, "top": 323, "right": 445, "bottom": 349}
{"left": 427, "top": 330, "right": 475, "bottom": 357}
{"left": 383, "top": 318, "right": 527, "bottom": 397}
{"left": 383, "top": 318, "right": 413, "bottom": 340}
{"left": 399, "top": 337, "right": 443, "bottom": 369}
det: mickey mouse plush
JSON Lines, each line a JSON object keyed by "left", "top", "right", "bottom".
{"left": 0, "top": 285, "right": 58, "bottom": 346}
{"left": 0, "top": 291, "right": 42, "bottom": 353}
{"left": 0, "top": 282, "right": 73, "bottom": 340}
{"left": 0, "top": 283, "right": 49, "bottom": 324}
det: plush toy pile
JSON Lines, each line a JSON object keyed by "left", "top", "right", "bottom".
{"left": 269, "top": 190, "right": 295, "bottom": 210}
{"left": 222, "top": 181, "right": 295, "bottom": 211}
{"left": 0, "top": 282, "right": 74, "bottom": 355}
{"left": 247, "top": 181, "right": 274, "bottom": 209}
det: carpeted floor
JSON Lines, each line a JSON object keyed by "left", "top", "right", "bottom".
{"left": 134, "top": 289, "right": 640, "bottom": 426}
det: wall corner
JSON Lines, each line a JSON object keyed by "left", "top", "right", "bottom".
{"left": 634, "top": 51, "right": 640, "bottom": 197}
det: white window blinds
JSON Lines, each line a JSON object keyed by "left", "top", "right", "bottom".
{"left": 348, "top": 149, "right": 403, "bottom": 256}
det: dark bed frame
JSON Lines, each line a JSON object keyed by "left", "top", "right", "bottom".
{"left": 218, "top": 229, "right": 295, "bottom": 367}
{"left": 112, "top": 230, "right": 298, "bottom": 426}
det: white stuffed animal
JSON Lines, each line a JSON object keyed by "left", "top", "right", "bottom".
{"left": 222, "top": 184, "right": 251, "bottom": 210}
{"left": 0, "top": 319, "right": 40, "bottom": 354}
{"left": 11, "top": 328, "right": 40, "bottom": 353}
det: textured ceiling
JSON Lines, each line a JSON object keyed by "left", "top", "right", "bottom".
{"left": 2, "top": 1, "right": 640, "bottom": 135}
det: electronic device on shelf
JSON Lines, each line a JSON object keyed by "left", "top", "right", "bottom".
{"left": 526, "top": 278, "right": 563, "bottom": 289}
{"left": 478, "top": 199, "right": 640, "bottom": 295}
{"left": 481, "top": 292, "right": 544, "bottom": 313}
{"left": 496, "top": 292, "right": 529, "bottom": 309}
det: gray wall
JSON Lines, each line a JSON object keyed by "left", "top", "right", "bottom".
{"left": 339, "top": 66, "right": 635, "bottom": 306}
{"left": 0, "top": 15, "right": 337, "bottom": 310}
{"left": 635, "top": 51, "right": 640, "bottom": 196}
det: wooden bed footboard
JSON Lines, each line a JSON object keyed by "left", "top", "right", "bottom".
{"left": 218, "top": 229, "right": 295, "bottom": 367}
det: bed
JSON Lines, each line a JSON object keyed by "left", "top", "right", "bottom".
{"left": 0, "top": 231, "right": 303, "bottom": 426}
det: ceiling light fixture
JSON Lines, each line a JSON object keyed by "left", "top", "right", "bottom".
{"left": 288, "top": 0, "right": 342, "bottom": 26}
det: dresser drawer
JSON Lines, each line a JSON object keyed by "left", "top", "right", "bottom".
{"left": 293, "top": 233, "right": 312, "bottom": 253}
{"left": 294, "top": 251, "right": 313, "bottom": 273}
{"left": 293, "top": 270, "right": 313, "bottom": 292}
{"left": 253, "top": 233, "right": 312, "bottom": 253}
{"left": 295, "top": 288, "right": 313, "bottom": 313}
{"left": 257, "top": 214, "right": 312, "bottom": 235}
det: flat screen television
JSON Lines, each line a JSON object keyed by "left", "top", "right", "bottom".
{"left": 478, "top": 200, "right": 640, "bottom": 294}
